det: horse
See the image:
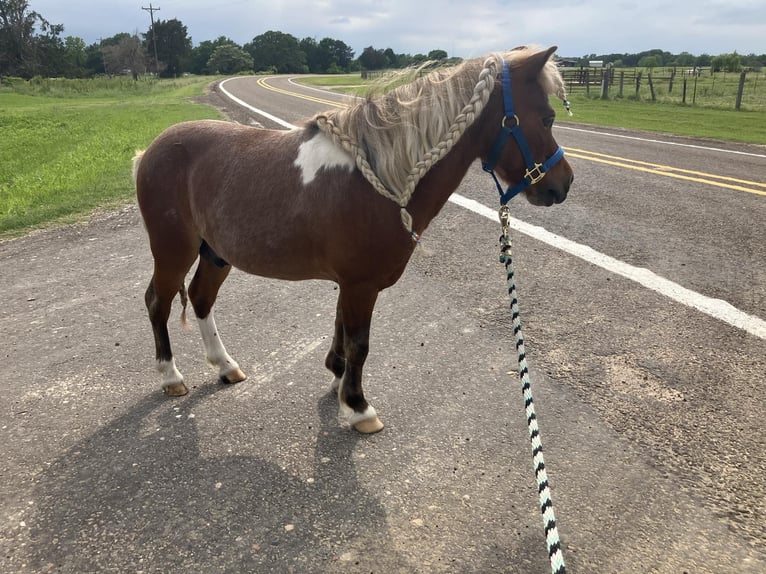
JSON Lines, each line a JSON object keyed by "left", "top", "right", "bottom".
{"left": 133, "top": 44, "right": 574, "bottom": 434}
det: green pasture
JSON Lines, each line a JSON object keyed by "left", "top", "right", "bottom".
{"left": 0, "top": 76, "right": 221, "bottom": 237}
{"left": 1, "top": 73, "right": 764, "bottom": 238}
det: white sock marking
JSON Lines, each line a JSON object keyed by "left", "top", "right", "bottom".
{"left": 335, "top": 376, "right": 378, "bottom": 425}
{"left": 157, "top": 358, "right": 183, "bottom": 386}
{"left": 197, "top": 312, "right": 240, "bottom": 377}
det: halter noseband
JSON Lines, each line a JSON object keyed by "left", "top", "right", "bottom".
{"left": 482, "top": 60, "right": 565, "bottom": 205}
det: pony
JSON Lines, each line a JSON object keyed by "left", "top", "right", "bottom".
{"left": 133, "top": 45, "right": 574, "bottom": 433}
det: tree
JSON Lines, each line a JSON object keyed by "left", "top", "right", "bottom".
{"left": 0, "top": 0, "right": 64, "bottom": 77}
{"left": 318, "top": 37, "right": 354, "bottom": 72}
{"left": 144, "top": 18, "right": 192, "bottom": 77}
{"left": 62, "top": 35, "right": 87, "bottom": 77}
{"left": 383, "top": 48, "right": 398, "bottom": 68}
{"left": 207, "top": 44, "right": 253, "bottom": 75}
{"left": 244, "top": 30, "right": 305, "bottom": 73}
{"left": 299, "top": 37, "right": 320, "bottom": 72}
{"left": 190, "top": 36, "right": 236, "bottom": 74}
{"left": 102, "top": 34, "right": 146, "bottom": 79}
{"left": 638, "top": 55, "right": 659, "bottom": 70}
{"left": 674, "top": 52, "right": 695, "bottom": 67}
{"left": 358, "top": 46, "right": 388, "bottom": 70}
{"left": 299, "top": 36, "right": 354, "bottom": 73}
{"left": 427, "top": 49, "right": 447, "bottom": 60}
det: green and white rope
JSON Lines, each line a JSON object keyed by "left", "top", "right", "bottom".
{"left": 499, "top": 206, "right": 566, "bottom": 574}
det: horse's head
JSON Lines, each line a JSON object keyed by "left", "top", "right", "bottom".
{"left": 481, "top": 46, "right": 574, "bottom": 207}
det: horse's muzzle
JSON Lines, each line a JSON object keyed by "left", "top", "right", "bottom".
{"left": 543, "top": 172, "right": 573, "bottom": 205}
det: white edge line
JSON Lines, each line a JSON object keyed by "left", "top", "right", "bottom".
{"left": 219, "top": 77, "right": 297, "bottom": 130}
{"left": 218, "top": 80, "right": 766, "bottom": 341}
{"left": 449, "top": 194, "right": 766, "bottom": 341}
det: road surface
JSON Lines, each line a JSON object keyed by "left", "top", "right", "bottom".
{"left": 1, "top": 74, "right": 764, "bottom": 573}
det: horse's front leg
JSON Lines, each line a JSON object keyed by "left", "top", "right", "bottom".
{"left": 335, "top": 285, "right": 384, "bottom": 434}
{"left": 324, "top": 297, "right": 346, "bottom": 392}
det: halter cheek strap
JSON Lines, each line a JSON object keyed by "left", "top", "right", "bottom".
{"left": 482, "top": 60, "right": 566, "bottom": 206}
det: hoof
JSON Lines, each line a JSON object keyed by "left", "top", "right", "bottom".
{"left": 353, "top": 416, "right": 384, "bottom": 434}
{"left": 163, "top": 382, "right": 189, "bottom": 396}
{"left": 220, "top": 368, "right": 247, "bottom": 385}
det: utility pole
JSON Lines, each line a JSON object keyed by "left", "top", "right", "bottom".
{"left": 142, "top": 4, "right": 161, "bottom": 76}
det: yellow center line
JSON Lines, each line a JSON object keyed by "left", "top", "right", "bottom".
{"left": 566, "top": 147, "right": 766, "bottom": 189}
{"left": 256, "top": 77, "right": 347, "bottom": 108}
{"left": 566, "top": 152, "right": 766, "bottom": 196}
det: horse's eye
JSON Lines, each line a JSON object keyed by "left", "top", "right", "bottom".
{"left": 543, "top": 116, "right": 555, "bottom": 128}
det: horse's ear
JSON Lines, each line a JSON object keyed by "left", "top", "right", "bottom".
{"left": 525, "top": 45, "right": 558, "bottom": 75}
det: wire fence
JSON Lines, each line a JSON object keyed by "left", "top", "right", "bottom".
{"left": 559, "top": 67, "right": 765, "bottom": 111}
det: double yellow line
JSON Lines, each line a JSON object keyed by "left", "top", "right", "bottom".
{"left": 256, "top": 77, "right": 766, "bottom": 197}
{"left": 565, "top": 147, "right": 766, "bottom": 197}
{"left": 256, "top": 76, "right": 347, "bottom": 109}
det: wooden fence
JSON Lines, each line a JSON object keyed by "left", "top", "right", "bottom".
{"left": 559, "top": 67, "right": 765, "bottom": 111}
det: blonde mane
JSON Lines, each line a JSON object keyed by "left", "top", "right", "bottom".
{"left": 312, "top": 46, "right": 568, "bottom": 235}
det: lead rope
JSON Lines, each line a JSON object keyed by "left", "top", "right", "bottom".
{"left": 499, "top": 205, "right": 566, "bottom": 574}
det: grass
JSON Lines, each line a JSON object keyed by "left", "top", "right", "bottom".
{"left": 0, "top": 76, "right": 222, "bottom": 237}
{"left": 555, "top": 94, "right": 766, "bottom": 144}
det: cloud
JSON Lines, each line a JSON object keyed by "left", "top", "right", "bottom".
{"left": 31, "top": 0, "right": 766, "bottom": 58}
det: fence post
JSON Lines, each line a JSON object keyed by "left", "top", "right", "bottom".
{"left": 735, "top": 71, "right": 746, "bottom": 110}
{"left": 635, "top": 71, "right": 642, "bottom": 98}
{"left": 585, "top": 68, "right": 590, "bottom": 96}
{"left": 600, "top": 68, "right": 609, "bottom": 99}
{"left": 669, "top": 69, "right": 675, "bottom": 94}
{"left": 693, "top": 74, "right": 698, "bottom": 104}
{"left": 682, "top": 78, "right": 687, "bottom": 104}
{"left": 647, "top": 72, "right": 656, "bottom": 101}
{"left": 619, "top": 70, "right": 624, "bottom": 97}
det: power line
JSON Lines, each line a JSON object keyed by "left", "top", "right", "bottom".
{"left": 142, "top": 4, "right": 161, "bottom": 76}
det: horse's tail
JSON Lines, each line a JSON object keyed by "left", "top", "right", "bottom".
{"left": 179, "top": 283, "right": 190, "bottom": 329}
{"left": 132, "top": 150, "right": 145, "bottom": 186}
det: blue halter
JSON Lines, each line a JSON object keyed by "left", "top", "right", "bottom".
{"left": 482, "top": 60, "right": 565, "bottom": 205}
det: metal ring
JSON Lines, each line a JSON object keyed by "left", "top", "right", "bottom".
{"left": 501, "top": 114, "right": 520, "bottom": 128}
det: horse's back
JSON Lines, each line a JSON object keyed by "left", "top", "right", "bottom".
{"left": 135, "top": 119, "right": 291, "bottom": 209}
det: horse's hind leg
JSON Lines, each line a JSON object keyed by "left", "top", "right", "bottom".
{"left": 324, "top": 297, "right": 346, "bottom": 392}
{"left": 335, "top": 284, "right": 384, "bottom": 434}
{"left": 145, "top": 251, "right": 198, "bottom": 396}
{"left": 188, "top": 256, "right": 246, "bottom": 384}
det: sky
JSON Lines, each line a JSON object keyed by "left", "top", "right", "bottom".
{"left": 31, "top": 0, "right": 766, "bottom": 59}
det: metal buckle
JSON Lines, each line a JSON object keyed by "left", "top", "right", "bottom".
{"left": 524, "top": 163, "right": 545, "bottom": 184}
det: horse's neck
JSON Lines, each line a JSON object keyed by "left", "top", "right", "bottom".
{"left": 406, "top": 127, "right": 484, "bottom": 235}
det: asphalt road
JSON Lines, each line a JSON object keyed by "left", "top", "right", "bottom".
{"left": 1, "top": 75, "right": 765, "bottom": 573}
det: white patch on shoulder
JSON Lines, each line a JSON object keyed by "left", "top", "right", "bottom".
{"left": 294, "top": 132, "right": 354, "bottom": 185}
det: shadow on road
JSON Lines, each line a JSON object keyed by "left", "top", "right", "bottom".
{"left": 27, "top": 383, "right": 404, "bottom": 572}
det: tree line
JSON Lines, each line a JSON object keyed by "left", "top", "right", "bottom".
{"left": 0, "top": 1, "right": 453, "bottom": 79}
{"left": 2, "top": 2, "right": 763, "bottom": 80}
{"left": 575, "top": 48, "right": 764, "bottom": 73}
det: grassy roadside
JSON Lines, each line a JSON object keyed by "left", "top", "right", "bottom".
{"left": 298, "top": 74, "right": 766, "bottom": 145}
{"left": 0, "top": 77, "right": 222, "bottom": 238}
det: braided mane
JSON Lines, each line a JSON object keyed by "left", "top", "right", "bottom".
{"left": 312, "top": 46, "right": 567, "bottom": 234}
